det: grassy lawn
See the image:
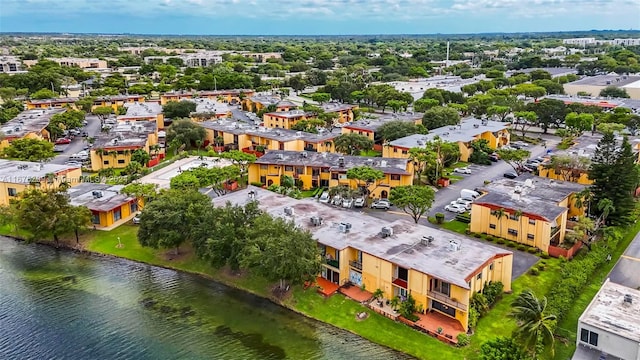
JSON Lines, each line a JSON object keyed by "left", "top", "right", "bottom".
{"left": 441, "top": 220, "right": 469, "bottom": 234}
{"left": 299, "top": 190, "right": 317, "bottom": 198}
{"left": 359, "top": 149, "right": 381, "bottom": 157}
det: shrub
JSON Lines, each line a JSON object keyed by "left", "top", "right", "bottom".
{"left": 468, "top": 306, "right": 479, "bottom": 329}
{"left": 527, "top": 247, "right": 538, "bottom": 254}
{"left": 496, "top": 239, "right": 505, "bottom": 245}
{"left": 471, "top": 292, "right": 489, "bottom": 315}
{"left": 541, "top": 252, "right": 550, "bottom": 259}
{"left": 529, "top": 268, "right": 539, "bottom": 276}
{"left": 473, "top": 233, "right": 482, "bottom": 238}
{"left": 506, "top": 242, "right": 516, "bottom": 248}
{"left": 537, "top": 264, "right": 546, "bottom": 271}
{"left": 517, "top": 245, "right": 527, "bottom": 251}
{"left": 456, "top": 333, "right": 470, "bottom": 347}
{"left": 482, "top": 281, "right": 504, "bottom": 305}
{"left": 250, "top": 182, "right": 264, "bottom": 187}
{"left": 435, "top": 213, "right": 445, "bottom": 224}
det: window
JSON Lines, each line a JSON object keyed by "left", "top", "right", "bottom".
{"left": 401, "top": 150, "right": 408, "bottom": 155}
{"left": 390, "top": 174, "right": 401, "bottom": 181}
{"left": 260, "top": 176, "right": 266, "bottom": 184}
{"left": 393, "top": 148, "right": 398, "bottom": 153}
{"left": 7, "top": 188, "right": 17, "bottom": 197}
{"left": 489, "top": 263, "right": 494, "bottom": 270}
{"left": 91, "top": 213, "right": 100, "bottom": 225}
{"left": 113, "top": 209, "right": 122, "bottom": 222}
{"left": 589, "top": 332, "right": 598, "bottom": 346}
{"left": 527, "top": 234, "right": 535, "bottom": 240}
{"left": 509, "top": 214, "right": 518, "bottom": 220}
{"left": 528, "top": 219, "right": 536, "bottom": 225}
{"left": 331, "top": 173, "right": 338, "bottom": 180}
{"left": 489, "top": 224, "right": 496, "bottom": 229}
{"left": 117, "top": 159, "right": 125, "bottom": 164}
{"left": 580, "top": 328, "right": 589, "bottom": 343}
{"left": 508, "top": 229, "right": 518, "bottom": 236}
{"left": 476, "top": 273, "right": 482, "bottom": 280}
{"left": 103, "top": 161, "right": 110, "bottom": 165}
{"left": 321, "top": 168, "right": 330, "bottom": 173}
{"left": 260, "top": 165, "right": 268, "bottom": 170}
{"left": 284, "top": 166, "right": 293, "bottom": 171}
{"left": 130, "top": 203, "right": 138, "bottom": 213}
{"left": 579, "top": 329, "right": 599, "bottom": 347}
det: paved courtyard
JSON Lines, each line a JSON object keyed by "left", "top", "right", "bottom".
{"left": 139, "top": 156, "right": 233, "bottom": 189}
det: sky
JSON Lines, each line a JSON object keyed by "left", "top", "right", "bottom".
{"left": 0, "top": 0, "right": 639, "bottom": 35}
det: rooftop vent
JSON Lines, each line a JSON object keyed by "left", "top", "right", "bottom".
{"left": 276, "top": 153, "right": 284, "bottom": 160}
{"left": 284, "top": 206, "right": 294, "bottom": 216}
{"left": 338, "top": 157, "right": 345, "bottom": 167}
{"left": 17, "top": 164, "right": 28, "bottom": 170}
{"left": 381, "top": 226, "right": 394, "bottom": 238}
{"left": 421, "top": 236, "right": 434, "bottom": 246}
{"left": 379, "top": 160, "right": 387, "bottom": 167}
{"left": 442, "top": 132, "right": 449, "bottom": 136}
{"left": 449, "top": 239, "right": 461, "bottom": 251}
{"left": 624, "top": 294, "right": 633, "bottom": 304}
{"left": 92, "top": 190, "right": 104, "bottom": 198}
{"left": 300, "top": 151, "right": 308, "bottom": 158}
{"left": 310, "top": 216, "right": 323, "bottom": 226}
{"left": 339, "top": 222, "right": 352, "bottom": 233}
{"left": 473, "top": 124, "right": 480, "bottom": 128}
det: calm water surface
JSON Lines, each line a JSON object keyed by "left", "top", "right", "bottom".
{"left": 0, "top": 238, "right": 414, "bottom": 360}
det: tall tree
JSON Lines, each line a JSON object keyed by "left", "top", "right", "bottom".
{"left": 333, "top": 133, "right": 374, "bottom": 155}
{"left": 121, "top": 182, "right": 158, "bottom": 209}
{"left": 544, "top": 155, "right": 591, "bottom": 182}
{"left": 376, "top": 121, "right": 426, "bottom": 143}
{"left": 495, "top": 148, "right": 531, "bottom": 174}
{"left": 565, "top": 112, "right": 595, "bottom": 134}
{"left": 512, "top": 111, "right": 538, "bottom": 137}
{"left": 389, "top": 185, "right": 435, "bottom": 223}
{"left": 424, "top": 136, "right": 460, "bottom": 182}
{"left": 1, "top": 138, "right": 55, "bottom": 161}
{"left": 526, "top": 98, "right": 567, "bottom": 133}
{"left": 346, "top": 166, "right": 385, "bottom": 195}
{"left": 162, "top": 100, "right": 197, "bottom": 118}
{"left": 509, "top": 289, "right": 557, "bottom": 358}
{"left": 421, "top": 106, "right": 461, "bottom": 130}
{"left": 91, "top": 106, "right": 114, "bottom": 126}
{"left": 166, "top": 119, "right": 206, "bottom": 150}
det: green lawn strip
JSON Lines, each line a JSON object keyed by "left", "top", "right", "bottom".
{"left": 441, "top": 220, "right": 468, "bottom": 234}
{"left": 552, "top": 220, "right": 640, "bottom": 359}
{"left": 359, "top": 149, "right": 381, "bottom": 157}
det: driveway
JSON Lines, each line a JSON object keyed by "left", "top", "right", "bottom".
{"left": 429, "top": 135, "right": 560, "bottom": 221}
{"left": 608, "top": 228, "right": 640, "bottom": 289}
{"left": 230, "top": 108, "right": 254, "bottom": 123}
{"left": 50, "top": 114, "right": 102, "bottom": 165}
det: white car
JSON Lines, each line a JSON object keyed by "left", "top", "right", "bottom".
{"left": 370, "top": 199, "right": 391, "bottom": 210}
{"left": 353, "top": 197, "right": 366, "bottom": 208}
{"left": 342, "top": 198, "right": 354, "bottom": 208}
{"left": 453, "top": 167, "right": 471, "bottom": 174}
{"left": 456, "top": 198, "right": 472, "bottom": 210}
{"left": 445, "top": 203, "right": 467, "bottom": 214}
{"left": 132, "top": 213, "right": 141, "bottom": 224}
{"left": 319, "top": 192, "right": 330, "bottom": 203}
{"left": 331, "top": 195, "right": 342, "bottom": 206}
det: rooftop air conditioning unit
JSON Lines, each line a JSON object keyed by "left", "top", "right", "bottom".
{"left": 310, "top": 216, "right": 323, "bottom": 226}
{"left": 284, "top": 207, "right": 294, "bottom": 216}
{"left": 624, "top": 294, "right": 633, "bottom": 304}
{"left": 473, "top": 124, "right": 480, "bottom": 128}
{"left": 381, "top": 226, "right": 393, "bottom": 238}
{"left": 449, "top": 240, "right": 461, "bottom": 251}
{"left": 301, "top": 152, "right": 308, "bottom": 158}
{"left": 421, "top": 236, "right": 434, "bottom": 246}
{"left": 276, "top": 153, "right": 284, "bottom": 160}
{"left": 338, "top": 223, "right": 352, "bottom": 233}
{"left": 92, "top": 190, "right": 104, "bottom": 198}
{"left": 338, "top": 157, "right": 345, "bottom": 167}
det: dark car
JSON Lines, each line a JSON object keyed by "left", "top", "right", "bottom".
{"left": 488, "top": 154, "right": 499, "bottom": 162}
{"left": 503, "top": 171, "right": 518, "bottom": 179}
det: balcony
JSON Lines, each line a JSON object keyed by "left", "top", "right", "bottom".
{"left": 427, "top": 291, "right": 468, "bottom": 312}
{"left": 392, "top": 277, "right": 408, "bottom": 289}
{"left": 324, "top": 259, "right": 340, "bottom": 269}
{"left": 349, "top": 260, "right": 362, "bottom": 271}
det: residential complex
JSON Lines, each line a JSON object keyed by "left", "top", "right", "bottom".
{"left": 564, "top": 74, "right": 640, "bottom": 100}
{"left": 543, "top": 94, "right": 640, "bottom": 113}
{"left": 263, "top": 109, "right": 313, "bottom": 129}
{"left": 537, "top": 133, "right": 600, "bottom": 185}
{"left": 0, "top": 108, "right": 65, "bottom": 150}
{"left": 188, "top": 98, "right": 234, "bottom": 121}
{"left": 471, "top": 173, "right": 585, "bottom": 253}
{"left": 248, "top": 150, "right": 413, "bottom": 197}
{"left": 159, "top": 89, "right": 255, "bottom": 105}
{"left": 0, "top": 159, "right": 81, "bottom": 206}
{"left": 144, "top": 50, "right": 224, "bottom": 67}
{"left": 213, "top": 187, "right": 514, "bottom": 333}
{"left": 341, "top": 112, "right": 423, "bottom": 141}
{"left": 573, "top": 279, "right": 640, "bottom": 360}
{"left": 384, "top": 118, "right": 510, "bottom": 161}
{"left": 89, "top": 121, "right": 158, "bottom": 171}
{"left": 201, "top": 120, "right": 339, "bottom": 154}
{"left": 68, "top": 183, "right": 139, "bottom": 229}
{"left": 23, "top": 57, "right": 108, "bottom": 69}
{"left": 243, "top": 95, "right": 296, "bottom": 113}
{"left": 117, "top": 101, "right": 164, "bottom": 129}
{"left": 25, "top": 95, "right": 146, "bottom": 111}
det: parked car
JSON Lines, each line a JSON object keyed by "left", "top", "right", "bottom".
{"left": 370, "top": 199, "right": 391, "bottom": 210}
{"left": 445, "top": 203, "right": 467, "bottom": 214}
{"left": 319, "top": 192, "right": 330, "bottom": 203}
{"left": 513, "top": 141, "right": 529, "bottom": 148}
{"left": 456, "top": 198, "right": 472, "bottom": 210}
{"left": 81, "top": 131, "right": 88, "bottom": 137}
{"left": 353, "top": 197, "right": 366, "bottom": 208}
{"left": 460, "top": 189, "right": 480, "bottom": 200}
{"left": 453, "top": 167, "right": 471, "bottom": 174}
{"left": 55, "top": 138, "right": 71, "bottom": 145}
{"left": 83, "top": 120, "right": 88, "bottom": 126}
{"left": 53, "top": 146, "right": 64, "bottom": 153}
{"left": 342, "top": 198, "right": 354, "bottom": 208}
{"left": 488, "top": 153, "right": 499, "bottom": 162}
{"left": 331, "top": 195, "right": 342, "bottom": 206}
{"left": 504, "top": 171, "right": 518, "bottom": 179}
{"left": 132, "top": 213, "right": 141, "bottom": 224}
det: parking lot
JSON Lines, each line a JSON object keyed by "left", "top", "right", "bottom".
{"left": 49, "top": 114, "right": 102, "bottom": 166}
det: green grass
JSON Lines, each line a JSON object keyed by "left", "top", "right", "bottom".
{"left": 299, "top": 190, "right": 317, "bottom": 198}
{"left": 359, "top": 150, "right": 381, "bottom": 157}
{"left": 441, "top": 220, "right": 469, "bottom": 234}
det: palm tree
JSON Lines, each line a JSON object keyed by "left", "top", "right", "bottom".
{"left": 574, "top": 188, "right": 593, "bottom": 217}
{"left": 195, "top": 139, "right": 204, "bottom": 156}
{"left": 513, "top": 209, "right": 523, "bottom": 243}
{"left": 492, "top": 208, "right": 506, "bottom": 237}
{"left": 509, "top": 289, "right": 556, "bottom": 357}
{"left": 597, "top": 198, "right": 615, "bottom": 226}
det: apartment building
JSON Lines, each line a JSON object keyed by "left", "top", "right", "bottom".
{"left": 248, "top": 150, "right": 413, "bottom": 196}
{"left": 25, "top": 95, "right": 146, "bottom": 111}
{"left": 470, "top": 174, "right": 585, "bottom": 253}
{"left": 537, "top": 133, "right": 600, "bottom": 185}
{"left": 23, "top": 58, "right": 107, "bottom": 69}
{"left": 67, "top": 183, "right": 139, "bottom": 229}
{"left": 243, "top": 52, "right": 282, "bottom": 63}
{"left": 564, "top": 75, "right": 640, "bottom": 100}
{"left": 341, "top": 112, "right": 423, "bottom": 142}
{"left": 160, "top": 89, "right": 255, "bottom": 105}
{"left": 0, "top": 56, "right": 22, "bottom": 73}
{"left": 243, "top": 95, "right": 296, "bottom": 113}
{"left": 188, "top": 98, "right": 233, "bottom": 121}
{"left": 213, "top": 187, "right": 514, "bottom": 332}
{"left": 573, "top": 279, "right": 640, "bottom": 360}
{"left": 144, "top": 51, "right": 224, "bottom": 67}
{"left": 117, "top": 101, "right": 164, "bottom": 129}
{"left": 89, "top": 121, "right": 158, "bottom": 171}
{"left": 0, "top": 160, "right": 82, "bottom": 206}
{"left": 384, "top": 118, "right": 510, "bottom": 161}
{"left": 0, "top": 108, "right": 65, "bottom": 150}
{"left": 201, "top": 120, "right": 339, "bottom": 154}
{"left": 321, "top": 103, "right": 357, "bottom": 124}
{"left": 263, "top": 110, "right": 313, "bottom": 129}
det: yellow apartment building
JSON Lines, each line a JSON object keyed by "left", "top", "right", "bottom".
{"left": 248, "top": 150, "right": 414, "bottom": 197}
{"left": 321, "top": 103, "right": 357, "bottom": 124}
{"left": 188, "top": 98, "right": 233, "bottom": 121}
{"left": 201, "top": 120, "right": 339, "bottom": 154}
{"left": 384, "top": 118, "right": 510, "bottom": 162}
{"left": 92, "top": 95, "right": 146, "bottom": 112}
{"left": 117, "top": 101, "right": 165, "bottom": 129}
{"left": 470, "top": 174, "right": 586, "bottom": 252}
{"left": 213, "top": 187, "right": 514, "bottom": 332}
{"left": 67, "top": 183, "right": 139, "bottom": 229}
{"left": 26, "top": 98, "right": 79, "bottom": 110}
{"left": 0, "top": 159, "right": 82, "bottom": 206}
{"left": 160, "top": 89, "right": 255, "bottom": 106}
{"left": 89, "top": 121, "right": 158, "bottom": 171}
{"left": 242, "top": 95, "right": 296, "bottom": 113}
{"left": 537, "top": 133, "right": 608, "bottom": 185}
{"left": 0, "top": 108, "right": 64, "bottom": 150}
{"left": 263, "top": 110, "right": 313, "bottom": 129}
{"left": 341, "top": 112, "right": 423, "bottom": 142}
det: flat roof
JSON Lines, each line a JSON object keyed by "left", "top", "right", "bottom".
{"left": 249, "top": 95, "right": 281, "bottom": 106}
{"left": 567, "top": 74, "right": 640, "bottom": 87}
{"left": 27, "top": 97, "right": 78, "bottom": 105}
{"left": 67, "top": 183, "right": 135, "bottom": 212}
{"left": 256, "top": 150, "right": 409, "bottom": 175}
{"left": 542, "top": 95, "right": 640, "bottom": 110}
{"left": 321, "top": 103, "right": 356, "bottom": 113}
{"left": 162, "top": 89, "right": 254, "bottom": 97}
{"left": 200, "top": 120, "right": 340, "bottom": 143}
{"left": 92, "top": 121, "right": 156, "bottom": 149}
{"left": 390, "top": 117, "right": 509, "bottom": 149}
{"left": 1, "top": 108, "right": 66, "bottom": 138}
{"left": 343, "top": 112, "right": 423, "bottom": 132}
{"left": 188, "top": 98, "right": 233, "bottom": 115}
{"left": 213, "top": 187, "right": 512, "bottom": 289}
{"left": 264, "top": 109, "right": 311, "bottom": 119}
{"left": 476, "top": 173, "right": 585, "bottom": 221}
{"left": 579, "top": 279, "right": 640, "bottom": 343}
{"left": 118, "top": 101, "right": 162, "bottom": 119}
{"left": 137, "top": 156, "right": 234, "bottom": 189}
{"left": 508, "top": 67, "right": 578, "bottom": 78}
{"left": 0, "top": 159, "right": 79, "bottom": 184}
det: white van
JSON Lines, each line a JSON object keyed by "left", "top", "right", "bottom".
{"left": 460, "top": 189, "right": 480, "bottom": 201}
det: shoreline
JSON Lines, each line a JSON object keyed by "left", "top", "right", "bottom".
{"left": 0, "top": 234, "right": 420, "bottom": 359}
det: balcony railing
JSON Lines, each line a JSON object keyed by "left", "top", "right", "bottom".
{"left": 427, "top": 291, "right": 468, "bottom": 312}
{"left": 324, "top": 259, "right": 340, "bottom": 269}
{"left": 349, "top": 260, "right": 362, "bottom": 271}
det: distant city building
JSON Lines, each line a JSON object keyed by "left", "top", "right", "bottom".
{"left": 23, "top": 58, "right": 107, "bottom": 69}
{"left": 563, "top": 37, "right": 640, "bottom": 46}
{"left": 564, "top": 74, "right": 640, "bottom": 100}
{"left": 144, "top": 50, "right": 225, "bottom": 67}
{"left": 0, "top": 55, "right": 22, "bottom": 73}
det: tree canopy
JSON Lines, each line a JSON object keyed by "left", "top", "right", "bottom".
{"left": 422, "top": 106, "right": 461, "bottom": 130}
{"left": 376, "top": 121, "right": 427, "bottom": 142}
{"left": 389, "top": 185, "right": 435, "bottom": 223}
{"left": 1, "top": 138, "right": 55, "bottom": 161}
{"left": 162, "top": 100, "right": 197, "bottom": 118}
{"left": 495, "top": 148, "right": 531, "bottom": 174}
{"left": 333, "top": 133, "right": 374, "bottom": 155}
{"left": 166, "top": 119, "right": 206, "bottom": 150}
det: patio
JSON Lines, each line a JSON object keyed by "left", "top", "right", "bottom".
{"left": 315, "top": 277, "right": 339, "bottom": 297}
{"left": 414, "top": 311, "right": 465, "bottom": 344}
{"left": 367, "top": 299, "right": 400, "bottom": 321}
{"left": 338, "top": 284, "right": 373, "bottom": 303}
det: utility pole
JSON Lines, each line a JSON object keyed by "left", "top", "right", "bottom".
{"left": 214, "top": 77, "right": 217, "bottom": 91}
{"left": 446, "top": 41, "right": 450, "bottom": 69}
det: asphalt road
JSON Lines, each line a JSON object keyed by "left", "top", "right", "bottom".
{"left": 608, "top": 229, "right": 640, "bottom": 289}
{"left": 50, "top": 114, "right": 102, "bottom": 165}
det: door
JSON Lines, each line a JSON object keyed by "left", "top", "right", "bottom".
{"left": 349, "top": 270, "right": 362, "bottom": 286}
{"left": 381, "top": 190, "right": 388, "bottom": 199}
{"left": 432, "top": 300, "right": 456, "bottom": 317}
